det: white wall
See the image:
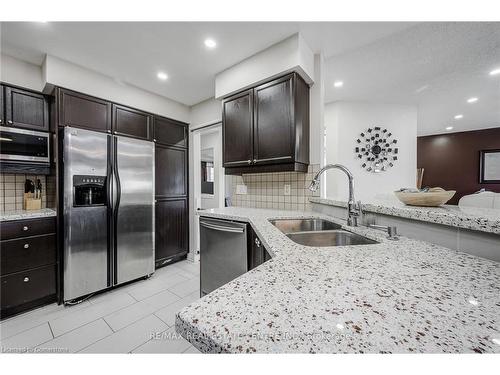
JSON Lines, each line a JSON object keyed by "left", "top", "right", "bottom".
{"left": 215, "top": 33, "right": 314, "bottom": 99}
{"left": 189, "top": 98, "right": 221, "bottom": 129}
{"left": 0, "top": 53, "right": 44, "bottom": 91}
{"left": 324, "top": 101, "right": 417, "bottom": 202}
{"left": 309, "top": 54, "right": 325, "bottom": 166}
{"left": 43, "top": 55, "right": 190, "bottom": 122}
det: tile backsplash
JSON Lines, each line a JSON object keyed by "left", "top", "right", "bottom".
{"left": 0, "top": 173, "right": 56, "bottom": 212}
{"left": 229, "top": 164, "right": 321, "bottom": 211}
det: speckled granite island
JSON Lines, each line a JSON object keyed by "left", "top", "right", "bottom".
{"left": 176, "top": 207, "right": 500, "bottom": 353}
{"left": 0, "top": 208, "right": 57, "bottom": 222}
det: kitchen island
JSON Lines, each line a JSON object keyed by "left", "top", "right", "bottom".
{"left": 176, "top": 207, "right": 500, "bottom": 353}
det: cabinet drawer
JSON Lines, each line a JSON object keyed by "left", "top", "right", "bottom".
{"left": 1, "top": 234, "right": 56, "bottom": 275}
{"left": 0, "top": 217, "right": 56, "bottom": 240}
{"left": 1, "top": 265, "right": 56, "bottom": 311}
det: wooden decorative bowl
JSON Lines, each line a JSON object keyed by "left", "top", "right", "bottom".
{"left": 394, "top": 188, "right": 456, "bottom": 207}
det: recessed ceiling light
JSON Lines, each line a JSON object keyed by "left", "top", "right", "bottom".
{"left": 454, "top": 114, "right": 463, "bottom": 120}
{"left": 445, "top": 126, "right": 454, "bottom": 131}
{"left": 335, "top": 323, "right": 344, "bottom": 330}
{"left": 493, "top": 338, "right": 500, "bottom": 346}
{"left": 468, "top": 299, "right": 479, "bottom": 306}
{"left": 157, "top": 72, "right": 168, "bottom": 81}
{"left": 467, "top": 97, "right": 478, "bottom": 103}
{"left": 204, "top": 39, "right": 217, "bottom": 49}
{"left": 333, "top": 81, "right": 344, "bottom": 88}
{"left": 489, "top": 68, "right": 500, "bottom": 76}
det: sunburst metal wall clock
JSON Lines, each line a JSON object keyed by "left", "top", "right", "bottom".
{"left": 355, "top": 127, "right": 399, "bottom": 173}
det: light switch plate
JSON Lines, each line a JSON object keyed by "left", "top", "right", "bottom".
{"left": 236, "top": 184, "right": 247, "bottom": 195}
{"left": 284, "top": 184, "right": 291, "bottom": 196}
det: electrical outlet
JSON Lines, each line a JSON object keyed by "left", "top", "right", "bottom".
{"left": 284, "top": 184, "right": 291, "bottom": 196}
{"left": 236, "top": 184, "right": 247, "bottom": 195}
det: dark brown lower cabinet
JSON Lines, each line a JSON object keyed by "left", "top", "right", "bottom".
{"left": 0, "top": 217, "right": 57, "bottom": 319}
{"left": 248, "top": 228, "right": 270, "bottom": 271}
{"left": 155, "top": 198, "right": 188, "bottom": 268}
{"left": 1, "top": 265, "right": 56, "bottom": 316}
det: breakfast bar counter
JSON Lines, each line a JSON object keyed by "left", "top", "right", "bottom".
{"left": 176, "top": 207, "right": 500, "bottom": 353}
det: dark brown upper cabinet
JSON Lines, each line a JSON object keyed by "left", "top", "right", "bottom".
{"left": 223, "top": 73, "right": 309, "bottom": 175}
{"left": 112, "top": 104, "right": 152, "bottom": 141}
{"left": 153, "top": 116, "right": 188, "bottom": 148}
{"left": 155, "top": 144, "right": 187, "bottom": 198}
{"left": 57, "top": 88, "right": 111, "bottom": 133}
{"left": 222, "top": 89, "right": 254, "bottom": 167}
{"left": 4, "top": 86, "right": 49, "bottom": 131}
{"left": 0, "top": 85, "right": 4, "bottom": 126}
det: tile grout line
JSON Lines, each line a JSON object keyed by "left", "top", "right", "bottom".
{"left": 47, "top": 321, "right": 55, "bottom": 339}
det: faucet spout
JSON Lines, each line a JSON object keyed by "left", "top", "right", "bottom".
{"left": 309, "top": 164, "right": 361, "bottom": 226}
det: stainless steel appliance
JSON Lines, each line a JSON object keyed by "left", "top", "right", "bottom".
{"left": 0, "top": 126, "right": 50, "bottom": 164}
{"left": 199, "top": 217, "right": 247, "bottom": 296}
{"left": 63, "top": 127, "right": 154, "bottom": 301}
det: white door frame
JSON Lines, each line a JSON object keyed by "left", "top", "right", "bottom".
{"left": 189, "top": 123, "right": 224, "bottom": 262}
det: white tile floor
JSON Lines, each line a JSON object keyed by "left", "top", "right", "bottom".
{"left": 0, "top": 260, "right": 201, "bottom": 354}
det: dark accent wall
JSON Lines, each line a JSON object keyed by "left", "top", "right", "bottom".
{"left": 417, "top": 128, "right": 500, "bottom": 205}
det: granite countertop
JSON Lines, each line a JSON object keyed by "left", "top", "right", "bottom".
{"left": 310, "top": 197, "right": 500, "bottom": 235}
{"left": 176, "top": 207, "right": 500, "bottom": 353}
{"left": 0, "top": 208, "right": 57, "bottom": 222}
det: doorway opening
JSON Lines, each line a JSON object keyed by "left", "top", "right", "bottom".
{"left": 190, "top": 123, "right": 225, "bottom": 261}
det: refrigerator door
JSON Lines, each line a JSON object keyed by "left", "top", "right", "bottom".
{"left": 63, "top": 127, "right": 110, "bottom": 301}
{"left": 114, "top": 136, "right": 155, "bottom": 285}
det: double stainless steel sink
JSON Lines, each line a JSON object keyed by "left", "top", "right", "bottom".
{"left": 269, "top": 218, "right": 378, "bottom": 247}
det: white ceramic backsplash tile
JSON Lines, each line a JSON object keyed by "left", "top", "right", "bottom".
{"left": 229, "top": 164, "right": 321, "bottom": 211}
{"left": 0, "top": 173, "right": 56, "bottom": 213}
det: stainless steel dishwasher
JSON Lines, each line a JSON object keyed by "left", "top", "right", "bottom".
{"left": 200, "top": 217, "right": 248, "bottom": 296}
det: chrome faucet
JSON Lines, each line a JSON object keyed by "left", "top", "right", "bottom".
{"left": 308, "top": 164, "right": 361, "bottom": 226}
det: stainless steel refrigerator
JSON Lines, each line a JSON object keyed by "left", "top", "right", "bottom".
{"left": 63, "top": 127, "right": 154, "bottom": 301}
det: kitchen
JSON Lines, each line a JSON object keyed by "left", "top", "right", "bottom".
{"left": 1, "top": 7, "right": 500, "bottom": 371}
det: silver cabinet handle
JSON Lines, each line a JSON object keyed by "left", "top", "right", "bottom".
{"left": 153, "top": 139, "right": 157, "bottom": 142}
{"left": 24, "top": 243, "right": 29, "bottom": 249}
{"left": 7, "top": 120, "right": 13, "bottom": 124}
{"left": 200, "top": 221, "right": 245, "bottom": 233}
{"left": 23, "top": 277, "right": 29, "bottom": 282}
{"left": 255, "top": 238, "right": 261, "bottom": 247}
{"left": 253, "top": 159, "right": 257, "bottom": 164}
{"left": 23, "top": 226, "right": 29, "bottom": 231}
{"left": 247, "top": 160, "right": 252, "bottom": 164}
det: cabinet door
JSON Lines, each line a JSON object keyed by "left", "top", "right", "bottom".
{"left": 155, "top": 199, "right": 188, "bottom": 263}
{"left": 0, "top": 85, "right": 4, "bottom": 126}
{"left": 154, "top": 116, "right": 187, "bottom": 147}
{"left": 5, "top": 86, "right": 49, "bottom": 131}
{"left": 222, "top": 89, "right": 254, "bottom": 167}
{"left": 253, "top": 74, "right": 294, "bottom": 165}
{"left": 155, "top": 144, "right": 187, "bottom": 198}
{"left": 58, "top": 88, "right": 111, "bottom": 133}
{"left": 113, "top": 104, "right": 152, "bottom": 140}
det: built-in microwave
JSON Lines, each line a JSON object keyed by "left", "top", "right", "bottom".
{"left": 0, "top": 126, "right": 50, "bottom": 165}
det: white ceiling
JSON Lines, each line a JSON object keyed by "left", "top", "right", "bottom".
{"left": 0, "top": 21, "right": 415, "bottom": 106}
{"left": 324, "top": 22, "right": 500, "bottom": 135}
{"left": 2, "top": 21, "right": 497, "bottom": 135}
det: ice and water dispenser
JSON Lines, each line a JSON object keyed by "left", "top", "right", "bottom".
{"left": 73, "top": 175, "right": 107, "bottom": 207}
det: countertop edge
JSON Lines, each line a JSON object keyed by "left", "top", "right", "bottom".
{"left": 0, "top": 208, "right": 58, "bottom": 222}
{"left": 309, "top": 197, "right": 500, "bottom": 235}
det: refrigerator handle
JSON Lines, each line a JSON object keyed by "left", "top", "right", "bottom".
{"left": 114, "top": 137, "right": 122, "bottom": 211}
